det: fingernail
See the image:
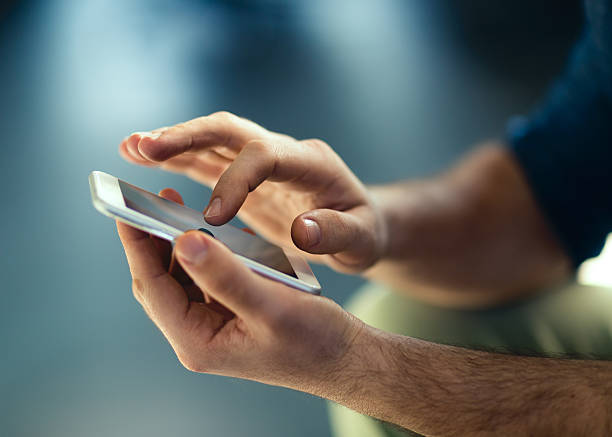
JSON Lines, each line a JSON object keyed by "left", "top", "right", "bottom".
{"left": 205, "top": 198, "right": 222, "bottom": 218}
{"left": 140, "top": 131, "right": 162, "bottom": 140}
{"left": 303, "top": 219, "right": 321, "bottom": 247}
{"left": 177, "top": 233, "right": 209, "bottom": 264}
{"left": 127, "top": 144, "right": 143, "bottom": 160}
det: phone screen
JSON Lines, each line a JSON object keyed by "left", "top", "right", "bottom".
{"left": 118, "top": 180, "right": 297, "bottom": 278}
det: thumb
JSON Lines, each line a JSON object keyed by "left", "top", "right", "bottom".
{"left": 291, "top": 208, "right": 378, "bottom": 267}
{"left": 174, "top": 230, "right": 271, "bottom": 317}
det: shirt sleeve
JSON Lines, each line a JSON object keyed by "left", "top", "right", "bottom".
{"left": 507, "top": 0, "right": 612, "bottom": 267}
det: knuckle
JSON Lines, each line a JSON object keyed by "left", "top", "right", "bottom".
{"left": 165, "top": 122, "right": 195, "bottom": 153}
{"left": 217, "top": 275, "right": 244, "bottom": 301}
{"left": 206, "top": 112, "right": 239, "bottom": 148}
{"left": 211, "top": 110, "right": 236, "bottom": 123}
{"left": 244, "top": 139, "right": 271, "bottom": 155}
{"left": 241, "top": 141, "right": 276, "bottom": 187}
{"left": 176, "top": 352, "right": 206, "bottom": 373}
{"left": 302, "top": 138, "right": 330, "bottom": 154}
{"left": 206, "top": 264, "right": 256, "bottom": 308}
{"left": 243, "top": 140, "right": 276, "bottom": 167}
{"left": 197, "top": 255, "right": 236, "bottom": 292}
{"left": 334, "top": 213, "right": 353, "bottom": 234}
{"left": 172, "top": 121, "right": 189, "bottom": 132}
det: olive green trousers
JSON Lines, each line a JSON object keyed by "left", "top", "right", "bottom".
{"left": 328, "top": 281, "right": 612, "bottom": 437}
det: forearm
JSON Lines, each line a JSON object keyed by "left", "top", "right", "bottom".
{"left": 364, "top": 143, "right": 571, "bottom": 307}
{"left": 317, "top": 324, "right": 612, "bottom": 436}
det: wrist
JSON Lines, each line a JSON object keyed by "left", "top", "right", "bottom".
{"left": 296, "top": 311, "right": 374, "bottom": 400}
{"left": 315, "top": 319, "right": 411, "bottom": 424}
{"left": 268, "top": 301, "right": 375, "bottom": 399}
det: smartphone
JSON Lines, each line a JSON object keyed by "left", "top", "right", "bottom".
{"left": 89, "top": 171, "right": 321, "bottom": 294}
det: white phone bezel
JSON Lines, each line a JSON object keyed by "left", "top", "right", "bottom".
{"left": 89, "top": 171, "right": 321, "bottom": 294}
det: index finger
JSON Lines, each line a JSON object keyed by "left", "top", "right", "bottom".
{"left": 134, "top": 112, "right": 273, "bottom": 162}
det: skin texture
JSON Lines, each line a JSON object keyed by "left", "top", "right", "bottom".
{"left": 331, "top": 329, "right": 612, "bottom": 436}
{"left": 116, "top": 112, "right": 597, "bottom": 434}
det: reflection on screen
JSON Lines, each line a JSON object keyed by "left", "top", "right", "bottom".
{"left": 119, "top": 180, "right": 297, "bottom": 278}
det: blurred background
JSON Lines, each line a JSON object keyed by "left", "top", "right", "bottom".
{"left": 1, "top": 0, "right": 601, "bottom": 436}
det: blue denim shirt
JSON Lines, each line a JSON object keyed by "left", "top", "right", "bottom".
{"left": 508, "top": 0, "right": 612, "bottom": 267}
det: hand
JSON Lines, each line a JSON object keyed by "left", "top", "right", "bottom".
{"left": 116, "top": 188, "right": 363, "bottom": 388}
{"left": 119, "top": 112, "right": 387, "bottom": 272}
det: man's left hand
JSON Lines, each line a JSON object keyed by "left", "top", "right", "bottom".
{"left": 117, "top": 188, "right": 363, "bottom": 390}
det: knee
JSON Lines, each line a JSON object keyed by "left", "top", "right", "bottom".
{"left": 344, "top": 283, "right": 436, "bottom": 337}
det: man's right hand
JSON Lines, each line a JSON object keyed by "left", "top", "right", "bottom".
{"left": 120, "top": 113, "right": 571, "bottom": 306}
{"left": 119, "top": 112, "right": 388, "bottom": 273}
